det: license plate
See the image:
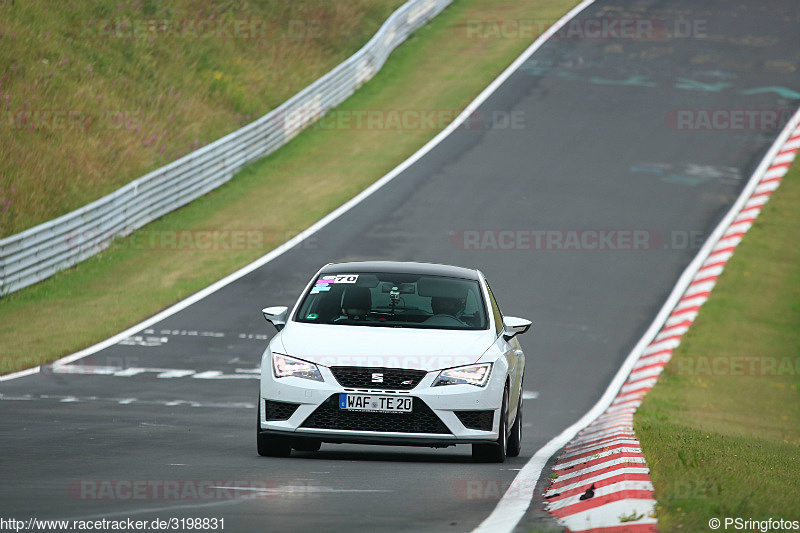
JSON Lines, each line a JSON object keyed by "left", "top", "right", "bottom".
{"left": 339, "top": 394, "right": 413, "bottom": 413}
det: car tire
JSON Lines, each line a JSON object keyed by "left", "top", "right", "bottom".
{"left": 292, "top": 438, "right": 322, "bottom": 452}
{"left": 506, "top": 391, "right": 522, "bottom": 458}
{"left": 472, "top": 386, "right": 508, "bottom": 463}
{"left": 257, "top": 399, "right": 292, "bottom": 457}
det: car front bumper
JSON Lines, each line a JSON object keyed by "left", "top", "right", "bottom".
{"left": 259, "top": 362, "right": 507, "bottom": 446}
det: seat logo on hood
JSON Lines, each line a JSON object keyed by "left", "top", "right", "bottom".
{"left": 371, "top": 373, "right": 384, "bottom": 383}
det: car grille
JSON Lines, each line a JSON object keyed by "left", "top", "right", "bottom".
{"left": 300, "top": 395, "right": 450, "bottom": 434}
{"left": 454, "top": 410, "right": 494, "bottom": 431}
{"left": 264, "top": 400, "right": 300, "bottom": 421}
{"left": 329, "top": 366, "right": 427, "bottom": 390}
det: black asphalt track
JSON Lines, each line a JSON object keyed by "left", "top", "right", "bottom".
{"left": 1, "top": 0, "right": 798, "bottom": 531}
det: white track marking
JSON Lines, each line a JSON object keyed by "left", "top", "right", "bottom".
{"left": 546, "top": 481, "right": 654, "bottom": 512}
{"left": 0, "top": 393, "right": 255, "bottom": 409}
{"left": 211, "top": 485, "right": 392, "bottom": 494}
{"left": 554, "top": 500, "right": 658, "bottom": 530}
{"left": 546, "top": 467, "right": 651, "bottom": 495}
{"left": 156, "top": 370, "right": 196, "bottom": 379}
{"left": 59, "top": 500, "right": 244, "bottom": 522}
{"left": 39, "top": 365, "right": 260, "bottom": 380}
{"left": 118, "top": 336, "right": 169, "bottom": 347}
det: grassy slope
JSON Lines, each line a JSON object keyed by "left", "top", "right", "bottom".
{"left": 635, "top": 162, "right": 800, "bottom": 531}
{"left": 0, "top": 0, "right": 579, "bottom": 370}
{"left": 0, "top": 0, "right": 402, "bottom": 236}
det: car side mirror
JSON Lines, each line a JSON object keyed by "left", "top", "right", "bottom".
{"left": 502, "top": 316, "right": 532, "bottom": 341}
{"left": 262, "top": 306, "right": 289, "bottom": 331}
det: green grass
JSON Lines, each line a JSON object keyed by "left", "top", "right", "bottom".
{"left": 635, "top": 162, "right": 800, "bottom": 531}
{"left": 0, "top": 0, "right": 580, "bottom": 371}
{"left": 0, "top": 0, "right": 403, "bottom": 237}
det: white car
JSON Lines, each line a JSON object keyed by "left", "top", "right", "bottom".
{"left": 257, "top": 261, "right": 531, "bottom": 462}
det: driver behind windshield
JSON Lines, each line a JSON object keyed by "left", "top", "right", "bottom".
{"left": 430, "top": 296, "right": 465, "bottom": 318}
{"left": 424, "top": 285, "right": 470, "bottom": 326}
{"left": 334, "top": 287, "right": 372, "bottom": 322}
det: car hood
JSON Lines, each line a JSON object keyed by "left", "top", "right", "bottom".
{"left": 275, "top": 322, "right": 496, "bottom": 371}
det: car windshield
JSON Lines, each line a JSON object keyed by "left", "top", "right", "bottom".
{"left": 294, "top": 272, "right": 488, "bottom": 330}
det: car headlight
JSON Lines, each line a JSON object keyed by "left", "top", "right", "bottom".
{"left": 272, "top": 353, "right": 323, "bottom": 382}
{"left": 432, "top": 363, "right": 492, "bottom": 387}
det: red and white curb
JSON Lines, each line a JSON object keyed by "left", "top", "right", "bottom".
{"left": 544, "top": 115, "right": 800, "bottom": 532}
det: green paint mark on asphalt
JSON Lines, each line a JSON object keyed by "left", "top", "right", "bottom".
{"left": 675, "top": 78, "right": 733, "bottom": 92}
{"left": 739, "top": 86, "right": 800, "bottom": 99}
{"left": 662, "top": 174, "right": 712, "bottom": 186}
{"left": 589, "top": 75, "right": 657, "bottom": 87}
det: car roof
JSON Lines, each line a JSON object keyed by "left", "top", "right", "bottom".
{"left": 319, "top": 261, "right": 482, "bottom": 281}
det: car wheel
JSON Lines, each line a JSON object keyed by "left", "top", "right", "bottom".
{"left": 472, "top": 386, "right": 508, "bottom": 463}
{"left": 506, "top": 391, "right": 522, "bottom": 458}
{"left": 257, "top": 399, "right": 292, "bottom": 457}
{"left": 292, "top": 438, "right": 322, "bottom": 452}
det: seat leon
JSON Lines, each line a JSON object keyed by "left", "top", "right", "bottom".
{"left": 257, "top": 261, "right": 531, "bottom": 462}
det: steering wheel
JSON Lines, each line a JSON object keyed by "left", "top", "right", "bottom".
{"left": 424, "top": 314, "right": 468, "bottom": 326}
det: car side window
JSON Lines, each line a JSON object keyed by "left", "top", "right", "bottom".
{"left": 485, "top": 281, "right": 504, "bottom": 336}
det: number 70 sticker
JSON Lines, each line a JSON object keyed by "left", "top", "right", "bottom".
{"left": 317, "top": 274, "right": 359, "bottom": 284}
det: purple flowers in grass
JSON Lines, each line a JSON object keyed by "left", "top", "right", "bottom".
{"left": 0, "top": 187, "right": 15, "bottom": 213}
{"left": 143, "top": 133, "right": 159, "bottom": 147}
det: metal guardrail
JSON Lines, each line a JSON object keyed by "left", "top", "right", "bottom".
{"left": 0, "top": 0, "right": 451, "bottom": 296}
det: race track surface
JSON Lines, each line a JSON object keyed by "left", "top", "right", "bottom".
{"left": 2, "top": 1, "right": 798, "bottom": 531}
